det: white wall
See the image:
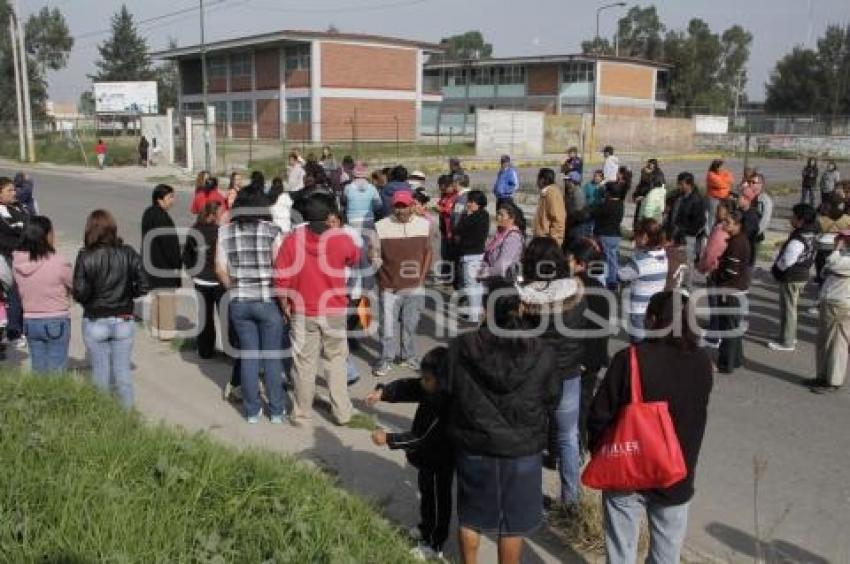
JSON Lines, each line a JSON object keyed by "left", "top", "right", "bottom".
{"left": 475, "top": 109, "right": 544, "bottom": 157}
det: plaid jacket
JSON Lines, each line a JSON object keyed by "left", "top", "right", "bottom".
{"left": 217, "top": 220, "right": 282, "bottom": 300}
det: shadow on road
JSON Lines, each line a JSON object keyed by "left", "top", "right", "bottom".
{"left": 705, "top": 522, "right": 830, "bottom": 564}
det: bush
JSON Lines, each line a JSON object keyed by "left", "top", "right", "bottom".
{"left": 0, "top": 374, "right": 415, "bottom": 563}
{"left": 0, "top": 135, "right": 141, "bottom": 167}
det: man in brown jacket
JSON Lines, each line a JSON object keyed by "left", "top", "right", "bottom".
{"left": 533, "top": 168, "right": 567, "bottom": 246}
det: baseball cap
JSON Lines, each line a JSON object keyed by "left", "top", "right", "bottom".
{"left": 410, "top": 170, "right": 426, "bottom": 181}
{"left": 392, "top": 191, "right": 414, "bottom": 207}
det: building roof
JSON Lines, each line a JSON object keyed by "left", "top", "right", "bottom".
{"left": 424, "top": 53, "right": 672, "bottom": 70}
{"left": 152, "top": 29, "right": 443, "bottom": 59}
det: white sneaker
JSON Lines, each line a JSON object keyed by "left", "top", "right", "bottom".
{"left": 13, "top": 337, "right": 27, "bottom": 350}
{"left": 767, "top": 341, "right": 795, "bottom": 352}
{"left": 410, "top": 544, "right": 442, "bottom": 561}
{"left": 407, "top": 526, "right": 423, "bottom": 541}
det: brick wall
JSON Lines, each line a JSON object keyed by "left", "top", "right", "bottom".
{"left": 255, "top": 49, "right": 280, "bottom": 90}
{"left": 286, "top": 69, "right": 311, "bottom": 88}
{"left": 286, "top": 122, "right": 311, "bottom": 141}
{"left": 320, "top": 98, "right": 416, "bottom": 141}
{"left": 231, "top": 123, "right": 252, "bottom": 139}
{"left": 256, "top": 99, "right": 280, "bottom": 139}
{"left": 599, "top": 62, "right": 654, "bottom": 99}
{"left": 527, "top": 65, "right": 559, "bottom": 96}
{"left": 231, "top": 75, "right": 251, "bottom": 92}
{"left": 321, "top": 43, "right": 416, "bottom": 90}
{"left": 599, "top": 104, "right": 653, "bottom": 118}
{"left": 208, "top": 77, "right": 227, "bottom": 94}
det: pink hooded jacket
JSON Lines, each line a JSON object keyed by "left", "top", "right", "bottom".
{"left": 12, "top": 251, "right": 72, "bottom": 318}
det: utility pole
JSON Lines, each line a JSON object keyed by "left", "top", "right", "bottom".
{"left": 200, "top": 0, "right": 211, "bottom": 171}
{"left": 595, "top": 2, "right": 627, "bottom": 52}
{"left": 9, "top": 16, "right": 26, "bottom": 162}
{"left": 13, "top": 0, "right": 35, "bottom": 162}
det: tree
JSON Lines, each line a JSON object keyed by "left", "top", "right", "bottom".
{"left": 615, "top": 5, "right": 665, "bottom": 60}
{"left": 155, "top": 37, "right": 179, "bottom": 111}
{"left": 432, "top": 31, "right": 493, "bottom": 62}
{"left": 581, "top": 37, "right": 612, "bottom": 55}
{"left": 91, "top": 5, "right": 154, "bottom": 84}
{"left": 0, "top": 2, "right": 73, "bottom": 121}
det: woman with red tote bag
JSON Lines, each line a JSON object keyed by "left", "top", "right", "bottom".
{"left": 587, "top": 291, "right": 713, "bottom": 563}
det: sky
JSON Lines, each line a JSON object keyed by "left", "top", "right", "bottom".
{"left": 24, "top": 0, "right": 850, "bottom": 105}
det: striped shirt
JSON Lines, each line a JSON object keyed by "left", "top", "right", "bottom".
{"left": 216, "top": 220, "right": 282, "bottom": 300}
{"left": 619, "top": 248, "right": 669, "bottom": 315}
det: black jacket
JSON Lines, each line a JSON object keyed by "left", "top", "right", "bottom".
{"left": 666, "top": 190, "right": 707, "bottom": 239}
{"left": 593, "top": 197, "right": 624, "bottom": 237}
{"left": 580, "top": 273, "right": 611, "bottom": 372}
{"left": 588, "top": 341, "right": 713, "bottom": 505}
{"left": 742, "top": 207, "right": 761, "bottom": 265}
{"left": 73, "top": 244, "right": 150, "bottom": 318}
{"left": 0, "top": 203, "right": 28, "bottom": 257}
{"left": 444, "top": 327, "right": 560, "bottom": 457}
{"left": 378, "top": 378, "right": 453, "bottom": 470}
{"left": 141, "top": 205, "right": 182, "bottom": 289}
{"left": 771, "top": 227, "right": 817, "bottom": 283}
{"left": 453, "top": 209, "right": 489, "bottom": 256}
{"left": 182, "top": 222, "right": 220, "bottom": 284}
{"left": 712, "top": 232, "right": 751, "bottom": 290}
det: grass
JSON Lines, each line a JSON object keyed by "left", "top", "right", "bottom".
{"left": 346, "top": 413, "right": 379, "bottom": 431}
{"left": 0, "top": 373, "right": 416, "bottom": 563}
{"left": 0, "top": 135, "right": 140, "bottom": 167}
{"left": 549, "top": 490, "right": 648, "bottom": 555}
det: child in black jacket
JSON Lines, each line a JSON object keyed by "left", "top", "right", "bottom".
{"left": 367, "top": 346, "right": 451, "bottom": 558}
{"left": 453, "top": 190, "right": 490, "bottom": 322}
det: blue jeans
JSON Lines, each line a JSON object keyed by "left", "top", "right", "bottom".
{"left": 24, "top": 316, "right": 71, "bottom": 374}
{"left": 82, "top": 317, "right": 136, "bottom": 408}
{"left": 229, "top": 299, "right": 285, "bottom": 418}
{"left": 5, "top": 281, "right": 23, "bottom": 340}
{"left": 629, "top": 312, "right": 646, "bottom": 344}
{"left": 599, "top": 236, "right": 621, "bottom": 289}
{"left": 555, "top": 376, "right": 581, "bottom": 504}
{"left": 603, "top": 492, "right": 690, "bottom": 564}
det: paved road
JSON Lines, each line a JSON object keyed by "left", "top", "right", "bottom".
{"left": 5, "top": 165, "right": 849, "bottom": 563}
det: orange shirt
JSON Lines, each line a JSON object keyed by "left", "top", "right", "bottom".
{"left": 706, "top": 169, "right": 735, "bottom": 199}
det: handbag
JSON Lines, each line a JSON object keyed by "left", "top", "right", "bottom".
{"left": 581, "top": 346, "right": 687, "bottom": 491}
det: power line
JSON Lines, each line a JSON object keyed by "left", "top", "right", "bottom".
{"left": 74, "top": 0, "right": 235, "bottom": 41}
{"left": 240, "top": 0, "right": 429, "bottom": 14}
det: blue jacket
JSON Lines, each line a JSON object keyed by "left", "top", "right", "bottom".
{"left": 380, "top": 181, "right": 413, "bottom": 217}
{"left": 493, "top": 167, "right": 519, "bottom": 199}
{"left": 582, "top": 181, "right": 603, "bottom": 208}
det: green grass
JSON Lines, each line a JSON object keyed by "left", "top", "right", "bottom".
{"left": 0, "top": 373, "right": 416, "bottom": 563}
{"left": 346, "top": 413, "right": 379, "bottom": 431}
{"left": 0, "top": 135, "right": 140, "bottom": 167}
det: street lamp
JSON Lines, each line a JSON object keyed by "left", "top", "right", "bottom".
{"left": 200, "top": 0, "right": 211, "bottom": 171}
{"left": 595, "top": 2, "right": 627, "bottom": 51}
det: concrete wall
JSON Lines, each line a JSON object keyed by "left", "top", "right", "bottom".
{"left": 544, "top": 114, "right": 583, "bottom": 154}
{"left": 696, "top": 133, "right": 850, "bottom": 158}
{"left": 476, "top": 109, "right": 544, "bottom": 157}
{"left": 320, "top": 98, "right": 416, "bottom": 141}
{"left": 545, "top": 114, "right": 695, "bottom": 156}
{"left": 141, "top": 114, "right": 173, "bottom": 165}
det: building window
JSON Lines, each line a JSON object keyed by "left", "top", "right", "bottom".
{"left": 470, "top": 67, "right": 493, "bottom": 86}
{"left": 231, "top": 100, "right": 252, "bottom": 123}
{"left": 562, "top": 62, "right": 595, "bottom": 83}
{"left": 212, "top": 101, "right": 228, "bottom": 123}
{"left": 230, "top": 53, "right": 252, "bottom": 78}
{"left": 208, "top": 57, "right": 226, "bottom": 79}
{"left": 442, "top": 68, "right": 468, "bottom": 87}
{"left": 286, "top": 98, "right": 311, "bottom": 123}
{"left": 497, "top": 65, "right": 525, "bottom": 85}
{"left": 285, "top": 45, "right": 310, "bottom": 71}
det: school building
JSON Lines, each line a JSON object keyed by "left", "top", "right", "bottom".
{"left": 153, "top": 30, "right": 443, "bottom": 142}
{"left": 421, "top": 54, "right": 671, "bottom": 134}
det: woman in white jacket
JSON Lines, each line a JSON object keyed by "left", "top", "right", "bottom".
{"left": 285, "top": 152, "right": 305, "bottom": 192}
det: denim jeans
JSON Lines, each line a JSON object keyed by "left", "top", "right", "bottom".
{"left": 229, "top": 299, "right": 285, "bottom": 418}
{"left": 460, "top": 254, "right": 484, "bottom": 319}
{"left": 628, "top": 312, "right": 646, "bottom": 344}
{"left": 5, "top": 280, "right": 23, "bottom": 340}
{"left": 195, "top": 283, "right": 224, "bottom": 359}
{"left": 378, "top": 290, "right": 423, "bottom": 367}
{"left": 24, "top": 316, "right": 71, "bottom": 374}
{"left": 603, "top": 491, "right": 690, "bottom": 564}
{"left": 599, "top": 236, "right": 621, "bottom": 289}
{"left": 82, "top": 317, "right": 136, "bottom": 408}
{"left": 555, "top": 376, "right": 581, "bottom": 504}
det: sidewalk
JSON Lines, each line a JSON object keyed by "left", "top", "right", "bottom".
{"left": 0, "top": 158, "right": 196, "bottom": 191}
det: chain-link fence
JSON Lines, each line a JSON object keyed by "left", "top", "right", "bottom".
{"left": 730, "top": 114, "right": 850, "bottom": 136}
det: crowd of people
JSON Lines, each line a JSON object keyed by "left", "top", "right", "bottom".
{"left": 0, "top": 145, "right": 847, "bottom": 563}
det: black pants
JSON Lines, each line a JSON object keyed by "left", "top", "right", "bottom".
{"left": 5, "top": 281, "right": 23, "bottom": 341}
{"left": 418, "top": 465, "right": 454, "bottom": 552}
{"left": 228, "top": 311, "right": 241, "bottom": 387}
{"left": 717, "top": 294, "right": 744, "bottom": 373}
{"left": 195, "top": 283, "right": 224, "bottom": 359}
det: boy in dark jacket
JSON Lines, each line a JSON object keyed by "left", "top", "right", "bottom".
{"left": 367, "top": 347, "right": 452, "bottom": 559}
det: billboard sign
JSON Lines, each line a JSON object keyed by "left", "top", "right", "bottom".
{"left": 94, "top": 81, "right": 159, "bottom": 114}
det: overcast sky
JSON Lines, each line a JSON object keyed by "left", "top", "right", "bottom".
{"left": 27, "top": 0, "right": 850, "bottom": 104}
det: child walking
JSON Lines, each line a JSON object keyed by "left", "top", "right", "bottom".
{"left": 367, "top": 347, "right": 451, "bottom": 560}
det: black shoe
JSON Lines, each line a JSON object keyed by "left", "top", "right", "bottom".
{"left": 542, "top": 453, "right": 558, "bottom": 471}
{"left": 807, "top": 379, "right": 829, "bottom": 389}
{"left": 810, "top": 384, "right": 841, "bottom": 394}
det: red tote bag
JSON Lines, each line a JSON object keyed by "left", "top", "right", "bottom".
{"left": 581, "top": 346, "right": 687, "bottom": 491}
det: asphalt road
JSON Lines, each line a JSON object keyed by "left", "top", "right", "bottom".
{"left": 5, "top": 164, "right": 849, "bottom": 563}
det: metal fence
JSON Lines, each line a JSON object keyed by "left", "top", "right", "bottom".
{"left": 730, "top": 114, "right": 850, "bottom": 136}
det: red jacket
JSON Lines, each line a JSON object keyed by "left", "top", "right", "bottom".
{"left": 437, "top": 192, "right": 458, "bottom": 239}
{"left": 274, "top": 226, "right": 360, "bottom": 317}
{"left": 190, "top": 189, "right": 227, "bottom": 215}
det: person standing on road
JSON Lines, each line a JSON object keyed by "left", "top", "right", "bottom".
{"left": 815, "top": 192, "right": 850, "bottom": 284}
{"left": 141, "top": 185, "right": 182, "bottom": 341}
{"left": 479, "top": 200, "right": 526, "bottom": 283}
{"left": 182, "top": 203, "right": 223, "bottom": 359}
{"left": 698, "top": 199, "right": 733, "bottom": 349}
{"left": 561, "top": 146, "right": 583, "bottom": 184}
{"left": 13, "top": 216, "right": 72, "bottom": 373}
{"left": 13, "top": 172, "right": 37, "bottom": 216}
{"left": 767, "top": 204, "right": 817, "bottom": 352}
{"left": 370, "top": 191, "right": 432, "bottom": 377}
{"left": 619, "top": 218, "right": 668, "bottom": 342}
{"left": 705, "top": 159, "right": 734, "bottom": 228}
{"left": 274, "top": 195, "right": 360, "bottom": 427}
{"left": 453, "top": 190, "right": 490, "bottom": 323}
{"left": 0, "top": 177, "right": 29, "bottom": 345}
{"left": 215, "top": 191, "right": 286, "bottom": 424}
{"left": 802, "top": 157, "right": 819, "bottom": 206}
{"left": 138, "top": 136, "right": 150, "bottom": 168}
{"left": 602, "top": 146, "right": 619, "bottom": 183}
{"left": 493, "top": 155, "right": 519, "bottom": 206}
{"left": 444, "top": 281, "right": 560, "bottom": 564}
{"left": 593, "top": 182, "right": 626, "bottom": 291}
{"left": 380, "top": 165, "right": 414, "bottom": 218}
{"left": 565, "top": 172, "right": 592, "bottom": 244}
{"left": 588, "top": 290, "right": 713, "bottom": 564}
{"left": 341, "top": 162, "right": 382, "bottom": 230}
{"left": 820, "top": 161, "right": 840, "bottom": 205}
{"left": 73, "top": 210, "right": 150, "bottom": 407}
{"left": 190, "top": 176, "right": 226, "bottom": 216}
{"left": 712, "top": 210, "right": 751, "bottom": 374}
{"left": 436, "top": 174, "right": 459, "bottom": 285}
{"left": 95, "top": 139, "right": 107, "bottom": 169}
{"left": 532, "top": 168, "right": 566, "bottom": 247}
{"left": 664, "top": 172, "right": 707, "bottom": 289}
{"left": 812, "top": 230, "right": 850, "bottom": 394}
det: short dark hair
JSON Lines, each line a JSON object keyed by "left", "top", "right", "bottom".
{"left": 231, "top": 190, "right": 271, "bottom": 224}
{"left": 521, "top": 236, "right": 570, "bottom": 282}
{"left": 568, "top": 237, "right": 602, "bottom": 267}
{"left": 0, "top": 177, "right": 12, "bottom": 190}
{"left": 250, "top": 171, "right": 265, "bottom": 189}
{"left": 152, "top": 184, "right": 174, "bottom": 206}
{"left": 389, "top": 165, "right": 409, "bottom": 183}
{"left": 635, "top": 218, "right": 663, "bottom": 249}
{"left": 302, "top": 193, "right": 332, "bottom": 223}
{"left": 537, "top": 168, "right": 556, "bottom": 186}
{"left": 437, "top": 174, "right": 453, "bottom": 188}
{"left": 413, "top": 189, "right": 430, "bottom": 205}
{"left": 19, "top": 215, "right": 54, "bottom": 261}
{"left": 709, "top": 159, "right": 724, "bottom": 172}
{"left": 457, "top": 173, "right": 470, "bottom": 188}
{"left": 467, "top": 190, "right": 487, "bottom": 208}
{"left": 792, "top": 203, "right": 817, "bottom": 226}
{"left": 603, "top": 145, "right": 614, "bottom": 155}
{"left": 645, "top": 291, "right": 697, "bottom": 350}
{"left": 342, "top": 155, "right": 355, "bottom": 167}
{"left": 677, "top": 172, "right": 695, "bottom": 187}
{"left": 727, "top": 209, "right": 744, "bottom": 225}
{"left": 420, "top": 346, "right": 448, "bottom": 377}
